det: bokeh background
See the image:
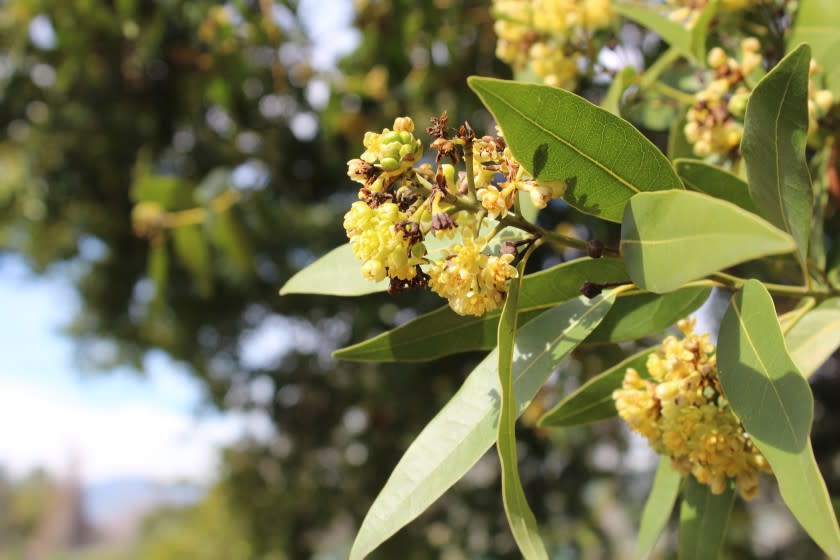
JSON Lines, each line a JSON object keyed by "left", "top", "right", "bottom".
{"left": 0, "top": 1, "right": 838, "bottom": 559}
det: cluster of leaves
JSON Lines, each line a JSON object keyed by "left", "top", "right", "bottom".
{"left": 286, "top": 0, "right": 840, "bottom": 557}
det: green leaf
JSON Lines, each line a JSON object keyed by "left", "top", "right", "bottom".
{"left": 172, "top": 225, "right": 212, "bottom": 297}
{"left": 336, "top": 258, "right": 706, "bottom": 361}
{"left": 785, "top": 299, "right": 840, "bottom": 378}
{"left": 717, "top": 280, "right": 840, "bottom": 557}
{"left": 349, "top": 292, "right": 617, "bottom": 559}
{"left": 741, "top": 44, "right": 814, "bottom": 261}
{"left": 335, "top": 257, "right": 628, "bottom": 362}
{"left": 674, "top": 159, "right": 758, "bottom": 214}
{"left": 636, "top": 459, "right": 681, "bottom": 560}
{"left": 788, "top": 0, "right": 840, "bottom": 96}
{"left": 621, "top": 190, "right": 797, "bottom": 293}
{"left": 539, "top": 347, "right": 654, "bottom": 427}
{"left": 279, "top": 244, "right": 388, "bottom": 296}
{"left": 496, "top": 254, "right": 549, "bottom": 559}
{"left": 614, "top": 0, "right": 716, "bottom": 62}
{"left": 467, "top": 77, "right": 683, "bottom": 223}
{"left": 678, "top": 477, "right": 735, "bottom": 560}
{"left": 587, "top": 287, "right": 710, "bottom": 343}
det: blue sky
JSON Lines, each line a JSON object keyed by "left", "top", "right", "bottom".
{"left": 0, "top": 256, "right": 274, "bottom": 484}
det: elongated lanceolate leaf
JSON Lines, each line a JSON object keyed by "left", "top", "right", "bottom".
{"left": 789, "top": 0, "right": 840, "bottom": 96}
{"left": 785, "top": 299, "right": 840, "bottom": 378}
{"left": 335, "top": 258, "right": 628, "bottom": 361}
{"left": 279, "top": 244, "right": 387, "bottom": 296}
{"left": 621, "top": 190, "right": 796, "bottom": 293}
{"left": 349, "top": 292, "right": 616, "bottom": 559}
{"left": 468, "top": 77, "right": 683, "bottom": 223}
{"left": 335, "top": 260, "right": 706, "bottom": 361}
{"left": 678, "top": 478, "right": 735, "bottom": 560}
{"left": 636, "top": 459, "right": 681, "bottom": 560}
{"left": 497, "top": 256, "right": 549, "bottom": 559}
{"left": 674, "top": 159, "right": 758, "bottom": 214}
{"left": 742, "top": 44, "right": 813, "bottom": 261}
{"left": 538, "top": 347, "right": 654, "bottom": 427}
{"left": 718, "top": 280, "right": 840, "bottom": 557}
{"left": 587, "top": 287, "right": 709, "bottom": 343}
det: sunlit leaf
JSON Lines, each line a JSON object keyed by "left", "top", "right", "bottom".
{"left": 335, "top": 257, "right": 628, "bottom": 361}
{"left": 621, "top": 190, "right": 796, "bottom": 293}
{"left": 349, "top": 291, "right": 616, "bottom": 559}
{"left": 718, "top": 280, "right": 840, "bottom": 557}
{"left": 335, "top": 261, "right": 706, "bottom": 362}
{"left": 785, "top": 299, "right": 840, "bottom": 378}
{"left": 496, "top": 253, "right": 549, "bottom": 559}
{"left": 280, "top": 244, "right": 388, "bottom": 296}
{"left": 636, "top": 459, "right": 681, "bottom": 560}
{"left": 468, "top": 77, "right": 683, "bottom": 222}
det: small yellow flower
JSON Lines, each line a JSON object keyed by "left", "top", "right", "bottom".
{"left": 343, "top": 201, "right": 424, "bottom": 281}
{"left": 427, "top": 230, "right": 517, "bottom": 316}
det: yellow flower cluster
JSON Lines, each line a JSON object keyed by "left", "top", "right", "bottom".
{"left": 684, "top": 40, "right": 760, "bottom": 158}
{"left": 343, "top": 201, "right": 425, "bottom": 282}
{"left": 613, "top": 318, "right": 772, "bottom": 500}
{"left": 427, "top": 229, "right": 518, "bottom": 316}
{"left": 684, "top": 39, "right": 835, "bottom": 158}
{"left": 492, "top": 0, "right": 615, "bottom": 88}
{"left": 343, "top": 117, "right": 557, "bottom": 316}
{"left": 667, "top": 0, "right": 761, "bottom": 26}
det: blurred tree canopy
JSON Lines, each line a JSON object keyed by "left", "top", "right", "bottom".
{"left": 2, "top": 1, "right": 839, "bottom": 558}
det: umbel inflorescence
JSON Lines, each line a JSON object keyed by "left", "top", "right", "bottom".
{"left": 613, "top": 318, "right": 772, "bottom": 500}
{"left": 343, "top": 115, "right": 565, "bottom": 317}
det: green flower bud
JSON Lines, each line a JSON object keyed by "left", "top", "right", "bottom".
{"left": 411, "top": 243, "right": 426, "bottom": 258}
{"left": 380, "top": 131, "right": 400, "bottom": 145}
{"left": 399, "top": 144, "right": 415, "bottom": 159}
{"left": 380, "top": 157, "right": 400, "bottom": 171}
{"left": 727, "top": 92, "right": 749, "bottom": 118}
{"left": 399, "top": 130, "right": 413, "bottom": 144}
{"left": 382, "top": 141, "right": 402, "bottom": 159}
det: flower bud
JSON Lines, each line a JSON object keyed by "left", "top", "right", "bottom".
{"left": 727, "top": 92, "right": 749, "bottom": 118}
{"left": 380, "top": 157, "right": 400, "bottom": 171}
